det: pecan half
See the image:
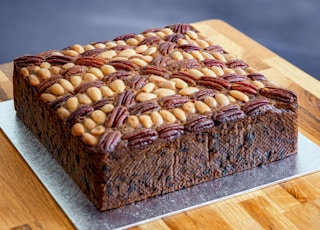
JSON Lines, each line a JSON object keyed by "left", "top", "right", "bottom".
{"left": 197, "top": 76, "right": 231, "bottom": 90}
{"left": 169, "top": 59, "right": 201, "bottom": 71}
{"left": 74, "top": 80, "right": 104, "bottom": 94}
{"left": 130, "top": 100, "right": 160, "bottom": 115}
{"left": 156, "top": 123, "right": 184, "bottom": 141}
{"left": 231, "top": 82, "right": 258, "bottom": 95}
{"left": 205, "top": 45, "right": 225, "bottom": 54}
{"left": 178, "top": 44, "right": 200, "bottom": 52}
{"left": 46, "top": 55, "right": 75, "bottom": 65}
{"left": 14, "top": 55, "right": 44, "bottom": 67}
{"left": 212, "top": 105, "right": 245, "bottom": 124}
{"left": 37, "top": 75, "right": 63, "bottom": 94}
{"left": 169, "top": 23, "right": 190, "bottom": 34}
{"left": 185, "top": 115, "right": 214, "bottom": 132}
{"left": 141, "top": 65, "right": 170, "bottom": 78}
{"left": 111, "top": 45, "right": 134, "bottom": 51}
{"left": 66, "top": 105, "right": 94, "bottom": 128}
{"left": 113, "top": 33, "right": 137, "bottom": 41}
{"left": 98, "top": 131, "right": 122, "bottom": 152}
{"left": 226, "top": 60, "right": 248, "bottom": 69}
{"left": 222, "top": 73, "right": 247, "bottom": 83}
{"left": 123, "top": 128, "right": 158, "bottom": 149}
{"left": 152, "top": 56, "right": 173, "bottom": 67}
{"left": 75, "top": 57, "right": 106, "bottom": 68}
{"left": 159, "top": 42, "right": 177, "bottom": 55}
{"left": 141, "top": 28, "right": 162, "bottom": 33}
{"left": 116, "top": 90, "right": 136, "bottom": 108}
{"left": 164, "top": 33, "right": 185, "bottom": 42}
{"left": 247, "top": 73, "right": 267, "bottom": 81}
{"left": 81, "top": 48, "right": 106, "bottom": 57}
{"left": 128, "top": 75, "right": 147, "bottom": 90}
{"left": 92, "top": 98, "right": 113, "bottom": 110}
{"left": 108, "top": 60, "right": 137, "bottom": 71}
{"left": 241, "top": 99, "right": 272, "bottom": 116}
{"left": 139, "top": 36, "right": 162, "bottom": 46}
{"left": 259, "top": 87, "right": 297, "bottom": 103}
{"left": 158, "top": 94, "right": 189, "bottom": 109}
{"left": 49, "top": 95, "right": 72, "bottom": 110}
{"left": 105, "top": 106, "right": 129, "bottom": 128}
{"left": 63, "top": 65, "right": 87, "bottom": 77}
{"left": 102, "top": 70, "right": 131, "bottom": 82}
{"left": 202, "top": 59, "right": 225, "bottom": 68}
{"left": 192, "top": 89, "right": 215, "bottom": 100}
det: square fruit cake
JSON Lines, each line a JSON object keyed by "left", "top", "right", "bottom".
{"left": 13, "top": 23, "right": 298, "bottom": 211}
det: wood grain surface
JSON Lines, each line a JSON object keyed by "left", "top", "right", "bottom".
{"left": 0, "top": 19, "right": 319, "bottom": 230}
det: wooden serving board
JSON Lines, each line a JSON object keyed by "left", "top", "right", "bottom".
{"left": 1, "top": 19, "right": 320, "bottom": 229}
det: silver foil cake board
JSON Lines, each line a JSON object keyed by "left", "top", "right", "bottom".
{"left": 1, "top": 100, "right": 320, "bottom": 230}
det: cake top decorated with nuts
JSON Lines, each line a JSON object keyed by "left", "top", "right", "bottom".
{"left": 14, "top": 23, "right": 297, "bottom": 151}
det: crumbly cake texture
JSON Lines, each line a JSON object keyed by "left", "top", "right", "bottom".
{"left": 13, "top": 23, "right": 298, "bottom": 211}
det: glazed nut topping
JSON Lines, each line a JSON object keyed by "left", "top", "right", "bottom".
{"left": 15, "top": 23, "right": 296, "bottom": 151}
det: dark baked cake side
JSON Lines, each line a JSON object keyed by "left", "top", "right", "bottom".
{"left": 14, "top": 65, "right": 297, "bottom": 210}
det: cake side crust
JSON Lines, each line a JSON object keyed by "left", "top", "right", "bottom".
{"left": 14, "top": 65, "right": 297, "bottom": 210}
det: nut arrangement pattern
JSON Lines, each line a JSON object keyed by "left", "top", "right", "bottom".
{"left": 14, "top": 23, "right": 297, "bottom": 151}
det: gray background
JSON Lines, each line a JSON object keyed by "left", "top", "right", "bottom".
{"left": 1, "top": 0, "right": 319, "bottom": 80}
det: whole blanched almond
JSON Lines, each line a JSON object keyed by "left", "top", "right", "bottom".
{"left": 135, "top": 44, "right": 148, "bottom": 53}
{"left": 50, "top": 83, "right": 65, "bottom": 96}
{"left": 139, "top": 115, "right": 153, "bottom": 128}
{"left": 91, "top": 110, "right": 106, "bottom": 124}
{"left": 182, "top": 102, "right": 196, "bottom": 113}
{"left": 229, "top": 90, "right": 249, "bottom": 102}
{"left": 201, "top": 68, "right": 216, "bottom": 77}
{"left": 149, "top": 75, "right": 167, "bottom": 83}
{"left": 40, "top": 93, "right": 57, "bottom": 103}
{"left": 159, "top": 80, "right": 176, "bottom": 90}
{"left": 118, "top": 48, "right": 136, "bottom": 58}
{"left": 57, "top": 107, "right": 70, "bottom": 119}
{"left": 101, "top": 64, "right": 116, "bottom": 75}
{"left": 82, "top": 133, "right": 98, "bottom": 146}
{"left": 151, "top": 111, "right": 163, "bottom": 126}
{"left": 195, "top": 101, "right": 211, "bottom": 114}
{"left": 204, "top": 96, "right": 217, "bottom": 108}
{"left": 98, "top": 50, "right": 117, "bottom": 59}
{"left": 127, "top": 115, "right": 140, "bottom": 128}
{"left": 100, "top": 86, "right": 115, "bottom": 97}
{"left": 130, "top": 58, "right": 148, "bottom": 67}
{"left": 136, "top": 92, "right": 157, "bottom": 102}
{"left": 88, "top": 67, "right": 104, "bottom": 78}
{"left": 101, "top": 104, "right": 114, "bottom": 113}
{"left": 66, "top": 97, "right": 79, "bottom": 111}
{"left": 215, "top": 93, "right": 229, "bottom": 106}
{"left": 159, "top": 110, "right": 176, "bottom": 123}
{"left": 187, "top": 69, "right": 203, "bottom": 79}
{"left": 170, "top": 78, "right": 188, "bottom": 89}
{"left": 154, "top": 88, "right": 176, "bottom": 97}
{"left": 141, "top": 82, "right": 156, "bottom": 93}
{"left": 78, "top": 93, "right": 92, "bottom": 104}
{"left": 178, "top": 87, "right": 199, "bottom": 96}
{"left": 37, "top": 68, "right": 51, "bottom": 80}
{"left": 173, "top": 108, "right": 186, "bottom": 121}
{"left": 70, "top": 76, "right": 82, "bottom": 87}
{"left": 72, "top": 123, "right": 85, "bottom": 137}
{"left": 59, "top": 79, "right": 74, "bottom": 92}
{"left": 87, "top": 87, "right": 102, "bottom": 101}
{"left": 91, "top": 125, "right": 106, "bottom": 136}
{"left": 28, "top": 74, "right": 40, "bottom": 86}
{"left": 252, "top": 80, "right": 264, "bottom": 89}
{"left": 109, "top": 79, "right": 125, "bottom": 93}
